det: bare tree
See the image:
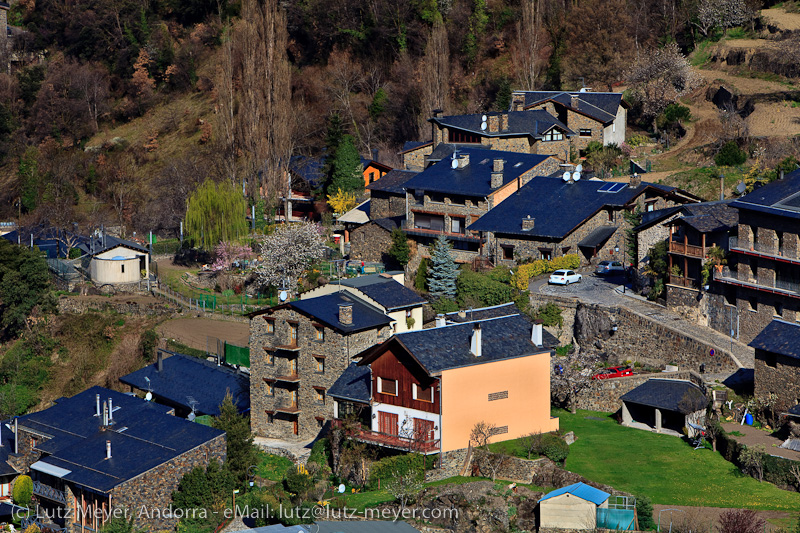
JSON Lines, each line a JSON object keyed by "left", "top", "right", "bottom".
{"left": 418, "top": 18, "right": 450, "bottom": 139}
{"left": 515, "top": 0, "right": 543, "bottom": 91}
{"left": 71, "top": 61, "right": 110, "bottom": 134}
{"left": 718, "top": 509, "right": 766, "bottom": 533}
{"left": 520, "top": 431, "right": 543, "bottom": 460}
{"left": 384, "top": 468, "right": 425, "bottom": 515}
{"left": 215, "top": 24, "right": 238, "bottom": 184}
{"left": 551, "top": 351, "right": 601, "bottom": 414}
{"left": 469, "top": 421, "right": 507, "bottom": 482}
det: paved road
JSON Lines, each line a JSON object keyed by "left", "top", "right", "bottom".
{"left": 532, "top": 271, "right": 755, "bottom": 371}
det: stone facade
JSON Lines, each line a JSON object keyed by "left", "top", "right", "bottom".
{"left": 403, "top": 144, "right": 433, "bottom": 171}
{"left": 425, "top": 447, "right": 470, "bottom": 482}
{"left": 348, "top": 222, "right": 394, "bottom": 263}
{"left": 754, "top": 349, "right": 800, "bottom": 407}
{"left": 250, "top": 308, "right": 390, "bottom": 440}
{"left": 369, "top": 190, "right": 405, "bottom": 219}
{"left": 636, "top": 211, "right": 682, "bottom": 270}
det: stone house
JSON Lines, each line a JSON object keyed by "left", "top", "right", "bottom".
{"left": 329, "top": 313, "right": 559, "bottom": 462}
{"left": 749, "top": 319, "right": 800, "bottom": 409}
{"left": 468, "top": 174, "right": 697, "bottom": 265}
{"left": 248, "top": 293, "right": 393, "bottom": 440}
{"left": 366, "top": 169, "right": 417, "bottom": 220}
{"left": 400, "top": 141, "right": 433, "bottom": 172}
{"left": 712, "top": 170, "right": 800, "bottom": 343}
{"left": 427, "top": 110, "right": 575, "bottom": 159}
{"left": 11, "top": 386, "right": 225, "bottom": 532}
{"left": 510, "top": 90, "right": 628, "bottom": 152}
{"left": 347, "top": 217, "right": 403, "bottom": 264}
{"left": 401, "top": 146, "right": 559, "bottom": 264}
{"left": 620, "top": 379, "right": 707, "bottom": 437}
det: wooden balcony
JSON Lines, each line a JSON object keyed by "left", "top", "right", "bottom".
{"left": 275, "top": 345, "right": 301, "bottom": 352}
{"left": 332, "top": 419, "right": 440, "bottom": 454}
{"left": 668, "top": 275, "right": 699, "bottom": 289}
{"left": 274, "top": 401, "right": 300, "bottom": 414}
{"left": 669, "top": 241, "right": 706, "bottom": 258}
{"left": 33, "top": 481, "right": 67, "bottom": 504}
{"left": 275, "top": 374, "right": 301, "bottom": 383}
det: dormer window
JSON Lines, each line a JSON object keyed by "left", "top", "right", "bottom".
{"left": 543, "top": 129, "right": 563, "bottom": 142}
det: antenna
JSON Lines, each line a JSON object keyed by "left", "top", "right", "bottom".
{"left": 481, "top": 114, "right": 488, "bottom": 122}
{"left": 562, "top": 171, "right": 571, "bottom": 182}
{"left": 187, "top": 396, "right": 199, "bottom": 421}
{"left": 279, "top": 290, "right": 288, "bottom": 302}
{"left": 575, "top": 164, "right": 583, "bottom": 173}
{"left": 735, "top": 182, "right": 746, "bottom": 195}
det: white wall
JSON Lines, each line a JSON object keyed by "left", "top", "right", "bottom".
{"left": 603, "top": 105, "right": 627, "bottom": 146}
{"left": 91, "top": 257, "right": 141, "bottom": 283}
{"left": 370, "top": 402, "right": 441, "bottom": 443}
{"left": 388, "top": 306, "right": 423, "bottom": 333}
{"left": 540, "top": 493, "right": 598, "bottom": 530}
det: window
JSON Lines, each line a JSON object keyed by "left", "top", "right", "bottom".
{"left": 488, "top": 390, "right": 509, "bottom": 401}
{"left": 369, "top": 171, "right": 376, "bottom": 183}
{"left": 607, "top": 209, "right": 614, "bottom": 222}
{"left": 264, "top": 381, "right": 274, "bottom": 396}
{"left": 429, "top": 192, "right": 445, "bottom": 204}
{"left": 579, "top": 129, "right": 592, "bottom": 137}
{"left": 413, "top": 384, "right": 433, "bottom": 403}
{"left": 314, "top": 356, "right": 325, "bottom": 373}
{"left": 314, "top": 388, "right": 326, "bottom": 404}
{"left": 540, "top": 248, "right": 552, "bottom": 261}
{"left": 289, "top": 322, "right": 298, "bottom": 345}
{"left": 121, "top": 264, "right": 125, "bottom": 273}
{"left": 448, "top": 129, "right": 482, "bottom": 143}
{"left": 316, "top": 416, "right": 325, "bottom": 428}
{"left": 264, "top": 318, "right": 275, "bottom": 334}
{"left": 264, "top": 349, "right": 274, "bottom": 365}
{"left": 501, "top": 245, "right": 514, "bottom": 260}
{"left": 451, "top": 217, "right": 464, "bottom": 234}
{"left": 647, "top": 203, "right": 654, "bottom": 212}
{"left": 775, "top": 303, "right": 783, "bottom": 317}
{"left": 542, "top": 129, "right": 563, "bottom": 142}
{"left": 450, "top": 195, "right": 465, "bottom": 205}
{"left": 612, "top": 123, "right": 616, "bottom": 133}
{"left": 414, "top": 213, "right": 445, "bottom": 231}
{"left": 314, "top": 325, "right": 324, "bottom": 342}
{"left": 378, "top": 377, "right": 397, "bottom": 396}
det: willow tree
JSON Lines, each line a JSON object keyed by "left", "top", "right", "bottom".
{"left": 185, "top": 179, "right": 248, "bottom": 250}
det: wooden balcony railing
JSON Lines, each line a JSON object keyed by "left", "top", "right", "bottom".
{"left": 668, "top": 274, "right": 699, "bottom": 289}
{"left": 332, "top": 419, "right": 440, "bottom": 453}
{"left": 669, "top": 241, "right": 706, "bottom": 258}
{"left": 33, "top": 481, "right": 67, "bottom": 504}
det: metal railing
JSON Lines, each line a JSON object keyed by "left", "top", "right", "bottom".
{"left": 33, "top": 481, "right": 67, "bottom": 504}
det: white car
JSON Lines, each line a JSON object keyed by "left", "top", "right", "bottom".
{"left": 548, "top": 269, "right": 582, "bottom": 285}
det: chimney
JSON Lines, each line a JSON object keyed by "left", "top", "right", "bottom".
{"left": 470, "top": 324, "right": 482, "bottom": 357}
{"left": 457, "top": 153, "right": 470, "bottom": 169}
{"left": 522, "top": 216, "right": 535, "bottom": 230}
{"left": 570, "top": 95, "right": 579, "bottom": 108}
{"left": 458, "top": 309, "right": 467, "bottom": 319}
{"left": 511, "top": 93, "right": 525, "bottom": 112}
{"left": 433, "top": 108, "right": 443, "bottom": 118}
{"left": 102, "top": 401, "right": 108, "bottom": 427}
{"left": 96, "top": 393, "right": 101, "bottom": 417}
{"left": 106, "top": 440, "right": 112, "bottom": 460}
{"left": 491, "top": 158, "right": 504, "bottom": 189}
{"left": 630, "top": 173, "right": 641, "bottom": 188}
{"left": 531, "top": 320, "right": 543, "bottom": 347}
{"left": 487, "top": 114, "right": 500, "bottom": 133}
{"left": 432, "top": 109, "right": 444, "bottom": 146}
{"left": 372, "top": 148, "right": 379, "bottom": 162}
{"left": 500, "top": 113, "right": 509, "bottom": 132}
{"left": 108, "top": 398, "right": 113, "bottom": 422}
{"left": 14, "top": 418, "right": 18, "bottom": 454}
{"left": 157, "top": 350, "right": 163, "bottom": 372}
{"left": 338, "top": 303, "right": 353, "bottom": 325}
{"left": 435, "top": 314, "right": 447, "bottom": 328}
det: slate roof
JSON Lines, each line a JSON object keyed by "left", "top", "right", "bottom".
{"left": 635, "top": 200, "right": 738, "bottom": 232}
{"left": 78, "top": 235, "right": 149, "bottom": 256}
{"left": 374, "top": 216, "right": 403, "bottom": 232}
{"left": 19, "top": 386, "right": 224, "bottom": 494}
{"left": 749, "top": 319, "right": 800, "bottom": 360}
{"left": 403, "top": 147, "right": 552, "bottom": 197}
{"left": 578, "top": 226, "right": 618, "bottom": 249}
{"left": 327, "top": 363, "right": 371, "bottom": 403}
{"left": 335, "top": 274, "right": 426, "bottom": 311}
{"left": 430, "top": 110, "right": 575, "bottom": 139}
{"left": 400, "top": 141, "right": 432, "bottom": 154}
{"left": 367, "top": 169, "right": 418, "bottom": 194}
{"left": 360, "top": 314, "right": 557, "bottom": 375}
{"left": 517, "top": 91, "right": 625, "bottom": 124}
{"left": 620, "top": 379, "right": 707, "bottom": 414}
{"left": 538, "top": 482, "right": 610, "bottom": 505}
{"left": 731, "top": 169, "right": 800, "bottom": 219}
{"left": 443, "top": 302, "right": 522, "bottom": 323}
{"left": 788, "top": 404, "right": 800, "bottom": 417}
{"left": 0, "top": 419, "right": 19, "bottom": 477}
{"left": 249, "top": 292, "right": 392, "bottom": 334}
{"left": 119, "top": 352, "right": 250, "bottom": 417}
{"left": 469, "top": 176, "right": 679, "bottom": 239}
{"left": 289, "top": 155, "right": 326, "bottom": 188}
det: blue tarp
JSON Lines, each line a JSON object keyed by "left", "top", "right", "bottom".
{"left": 597, "top": 508, "right": 636, "bottom": 530}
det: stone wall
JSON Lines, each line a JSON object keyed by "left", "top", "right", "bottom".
{"left": 637, "top": 211, "right": 682, "bottom": 269}
{"left": 348, "top": 223, "right": 393, "bottom": 263}
{"left": 529, "top": 294, "right": 580, "bottom": 345}
{"left": 574, "top": 371, "right": 705, "bottom": 412}
{"left": 403, "top": 145, "right": 433, "bottom": 172}
{"left": 754, "top": 350, "right": 800, "bottom": 406}
{"left": 369, "top": 191, "right": 406, "bottom": 219}
{"left": 426, "top": 448, "right": 470, "bottom": 482}
{"left": 58, "top": 296, "right": 175, "bottom": 316}
{"left": 482, "top": 135, "right": 532, "bottom": 154}
{"left": 568, "top": 110, "right": 604, "bottom": 152}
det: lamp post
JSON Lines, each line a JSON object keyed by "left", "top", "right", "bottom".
{"left": 247, "top": 465, "right": 257, "bottom": 488}
{"left": 615, "top": 244, "right": 626, "bottom": 293}
{"left": 232, "top": 489, "right": 240, "bottom": 516}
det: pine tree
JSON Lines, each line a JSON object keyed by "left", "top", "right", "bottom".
{"left": 212, "top": 393, "right": 258, "bottom": 482}
{"left": 329, "top": 135, "right": 364, "bottom": 195}
{"left": 388, "top": 228, "right": 411, "bottom": 267}
{"left": 427, "top": 235, "right": 458, "bottom": 300}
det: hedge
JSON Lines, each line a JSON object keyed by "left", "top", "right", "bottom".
{"left": 456, "top": 268, "right": 515, "bottom": 307}
{"left": 513, "top": 254, "right": 581, "bottom": 290}
{"left": 717, "top": 432, "right": 799, "bottom": 489}
{"left": 368, "top": 453, "right": 424, "bottom": 489}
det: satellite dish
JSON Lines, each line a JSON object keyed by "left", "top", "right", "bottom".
{"left": 562, "top": 172, "right": 571, "bottom": 182}
{"left": 480, "top": 121, "right": 487, "bottom": 131}
{"left": 481, "top": 114, "right": 488, "bottom": 122}
{"left": 279, "top": 290, "right": 288, "bottom": 302}
{"left": 575, "top": 164, "right": 583, "bottom": 173}
{"left": 451, "top": 158, "right": 459, "bottom": 169}
{"left": 573, "top": 171, "right": 581, "bottom": 181}
{"left": 338, "top": 484, "right": 346, "bottom": 494}
{"left": 144, "top": 392, "right": 152, "bottom": 402}
{"left": 188, "top": 412, "right": 196, "bottom": 422}
{"left": 735, "top": 182, "right": 746, "bottom": 195}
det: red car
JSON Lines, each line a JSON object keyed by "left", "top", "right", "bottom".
{"left": 591, "top": 366, "right": 633, "bottom": 380}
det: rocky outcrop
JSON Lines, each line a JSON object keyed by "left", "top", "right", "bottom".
{"left": 573, "top": 302, "right": 613, "bottom": 348}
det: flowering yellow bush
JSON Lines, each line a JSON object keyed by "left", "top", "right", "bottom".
{"left": 512, "top": 254, "right": 581, "bottom": 289}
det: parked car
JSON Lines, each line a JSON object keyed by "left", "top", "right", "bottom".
{"left": 595, "top": 260, "right": 625, "bottom": 275}
{"left": 591, "top": 365, "right": 633, "bottom": 380}
{"left": 548, "top": 270, "right": 582, "bottom": 285}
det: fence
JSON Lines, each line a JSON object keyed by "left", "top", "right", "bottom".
{"left": 155, "top": 283, "right": 281, "bottom": 315}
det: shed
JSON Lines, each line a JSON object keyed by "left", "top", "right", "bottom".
{"left": 620, "top": 379, "right": 707, "bottom": 437}
{"left": 538, "top": 482, "right": 610, "bottom": 530}
{"left": 79, "top": 235, "right": 150, "bottom": 285}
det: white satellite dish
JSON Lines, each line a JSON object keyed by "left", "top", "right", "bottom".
{"left": 144, "top": 392, "right": 153, "bottom": 402}
{"left": 573, "top": 171, "right": 581, "bottom": 181}
{"left": 188, "top": 412, "right": 196, "bottom": 422}
{"left": 451, "top": 158, "right": 459, "bottom": 169}
{"left": 575, "top": 164, "right": 583, "bottom": 173}
{"left": 481, "top": 114, "right": 488, "bottom": 122}
{"left": 279, "top": 290, "right": 288, "bottom": 302}
{"left": 562, "top": 171, "right": 571, "bottom": 182}
{"left": 480, "top": 121, "right": 487, "bottom": 131}
{"left": 338, "top": 484, "right": 346, "bottom": 493}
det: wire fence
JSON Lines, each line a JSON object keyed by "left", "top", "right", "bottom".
{"left": 154, "top": 283, "right": 281, "bottom": 315}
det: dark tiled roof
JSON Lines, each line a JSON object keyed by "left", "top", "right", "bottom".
{"left": 731, "top": 169, "right": 800, "bottom": 219}
{"left": 749, "top": 319, "right": 800, "bottom": 360}
{"left": 403, "top": 147, "right": 552, "bottom": 197}
{"left": 78, "top": 235, "right": 149, "bottom": 256}
{"left": 0, "top": 419, "right": 19, "bottom": 476}
{"left": 400, "top": 141, "right": 432, "bottom": 153}
{"left": 373, "top": 216, "right": 403, "bottom": 232}
{"left": 119, "top": 352, "right": 250, "bottom": 416}
{"left": 518, "top": 91, "right": 624, "bottom": 123}
{"left": 669, "top": 201, "right": 739, "bottom": 233}
{"left": 327, "top": 363, "right": 371, "bottom": 403}
{"left": 444, "top": 302, "right": 522, "bottom": 323}
{"left": 578, "top": 226, "right": 618, "bottom": 248}
{"left": 354, "top": 281, "right": 426, "bottom": 311}
{"left": 431, "top": 110, "right": 575, "bottom": 138}
{"left": 258, "top": 292, "right": 393, "bottom": 334}
{"left": 620, "top": 379, "right": 707, "bottom": 414}
{"left": 788, "top": 404, "right": 800, "bottom": 416}
{"left": 469, "top": 177, "right": 677, "bottom": 239}
{"left": 289, "top": 155, "right": 326, "bottom": 188}
{"left": 19, "top": 386, "right": 224, "bottom": 493}
{"left": 367, "top": 170, "right": 418, "bottom": 194}
{"left": 384, "top": 314, "right": 558, "bottom": 375}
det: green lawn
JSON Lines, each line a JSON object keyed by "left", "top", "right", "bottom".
{"left": 557, "top": 409, "right": 800, "bottom": 511}
{"left": 255, "top": 451, "right": 293, "bottom": 482}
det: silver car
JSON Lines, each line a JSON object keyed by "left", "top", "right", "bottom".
{"left": 595, "top": 260, "right": 625, "bottom": 275}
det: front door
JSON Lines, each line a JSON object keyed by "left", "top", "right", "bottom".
{"left": 290, "top": 390, "right": 297, "bottom": 407}
{"left": 293, "top": 419, "right": 298, "bottom": 435}
{"left": 378, "top": 412, "right": 398, "bottom": 436}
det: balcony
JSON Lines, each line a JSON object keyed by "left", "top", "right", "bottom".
{"left": 669, "top": 241, "right": 707, "bottom": 258}
{"left": 332, "top": 419, "right": 440, "bottom": 454}
{"left": 714, "top": 268, "right": 800, "bottom": 299}
{"left": 33, "top": 481, "right": 67, "bottom": 504}
{"left": 274, "top": 401, "right": 300, "bottom": 415}
{"left": 729, "top": 236, "right": 800, "bottom": 265}
{"left": 275, "top": 344, "right": 301, "bottom": 352}
{"left": 275, "top": 373, "right": 300, "bottom": 383}
{"left": 401, "top": 220, "right": 482, "bottom": 242}
{"left": 668, "top": 274, "right": 700, "bottom": 289}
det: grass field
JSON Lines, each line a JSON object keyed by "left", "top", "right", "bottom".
{"left": 557, "top": 409, "right": 800, "bottom": 511}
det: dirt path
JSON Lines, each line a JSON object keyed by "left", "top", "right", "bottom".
{"left": 652, "top": 505, "right": 796, "bottom": 531}
{"left": 721, "top": 422, "right": 800, "bottom": 461}
{"left": 157, "top": 317, "right": 250, "bottom": 350}
{"left": 762, "top": 7, "right": 800, "bottom": 31}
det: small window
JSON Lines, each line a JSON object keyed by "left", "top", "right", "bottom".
{"left": 775, "top": 303, "right": 783, "bottom": 317}
{"left": 378, "top": 378, "right": 397, "bottom": 396}
{"left": 289, "top": 323, "right": 298, "bottom": 345}
{"left": 451, "top": 217, "right": 464, "bottom": 234}
{"left": 121, "top": 264, "right": 125, "bottom": 273}
{"left": 429, "top": 192, "right": 445, "bottom": 204}
{"left": 502, "top": 245, "right": 514, "bottom": 260}
{"left": 540, "top": 249, "right": 552, "bottom": 261}
{"left": 265, "top": 381, "right": 274, "bottom": 396}
{"left": 314, "top": 357, "right": 325, "bottom": 373}
{"left": 612, "top": 123, "right": 616, "bottom": 133}
{"left": 579, "top": 129, "right": 592, "bottom": 137}
{"left": 314, "top": 325, "right": 324, "bottom": 342}
{"left": 369, "top": 171, "right": 376, "bottom": 183}
{"left": 315, "top": 389, "right": 326, "bottom": 404}
{"left": 264, "top": 349, "right": 274, "bottom": 365}
{"left": 542, "top": 129, "right": 563, "bottom": 142}
{"left": 450, "top": 195, "right": 465, "bottom": 206}
{"left": 647, "top": 203, "right": 654, "bottom": 212}
{"left": 413, "top": 384, "right": 433, "bottom": 403}
{"left": 265, "top": 318, "right": 275, "bottom": 334}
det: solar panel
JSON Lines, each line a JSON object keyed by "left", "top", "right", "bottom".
{"left": 779, "top": 193, "right": 800, "bottom": 210}
{"left": 597, "top": 182, "right": 615, "bottom": 192}
{"left": 610, "top": 182, "right": 628, "bottom": 192}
